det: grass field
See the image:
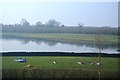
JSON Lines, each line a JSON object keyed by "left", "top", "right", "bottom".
{"left": 2, "top": 56, "right": 119, "bottom": 78}
{"left": 3, "top": 56, "right": 118, "bottom": 71}
{"left": 1, "top": 33, "right": 119, "bottom": 44}
{"left": 0, "top": 56, "right": 1, "bottom": 69}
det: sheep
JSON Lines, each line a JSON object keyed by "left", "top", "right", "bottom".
{"left": 96, "top": 62, "right": 100, "bottom": 66}
{"left": 76, "top": 62, "right": 84, "bottom": 65}
{"left": 24, "top": 64, "right": 34, "bottom": 70}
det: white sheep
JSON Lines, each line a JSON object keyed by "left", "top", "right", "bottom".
{"left": 96, "top": 62, "right": 100, "bottom": 66}
{"left": 76, "top": 62, "right": 83, "bottom": 65}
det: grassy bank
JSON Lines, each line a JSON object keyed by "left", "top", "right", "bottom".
{"left": 2, "top": 56, "right": 119, "bottom": 78}
{"left": 1, "top": 33, "right": 119, "bottom": 44}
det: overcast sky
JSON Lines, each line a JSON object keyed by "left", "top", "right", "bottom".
{"left": 0, "top": 1, "right": 118, "bottom": 27}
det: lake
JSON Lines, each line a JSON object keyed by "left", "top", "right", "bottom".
{"left": 0, "top": 37, "right": 118, "bottom": 54}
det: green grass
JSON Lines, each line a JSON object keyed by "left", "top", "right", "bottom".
{"left": 0, "top": 56, "right": 1, "bottom": 69}
{"left": 2, "top": 56, "right": 119, "bottom": 78}
{"left": 2, "top": 56, "right": 118, "bottom": 71}
{"left": 1, "top": 33, "right": 119, "bottom": 44}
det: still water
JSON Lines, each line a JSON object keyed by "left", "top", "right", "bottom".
{"left": 0, "top": 37, "right": 118, "bottom": 54}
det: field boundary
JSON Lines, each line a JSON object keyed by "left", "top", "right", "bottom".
{"left": 1, "top": 52, "right": 119, "bottom": 57}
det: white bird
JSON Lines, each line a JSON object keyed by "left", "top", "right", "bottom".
{"left": 53, "top": 61, "right": 56, "bottom": 64}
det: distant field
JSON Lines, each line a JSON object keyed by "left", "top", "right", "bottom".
{"left": 1, "top": 33, "right": 119, "bottom": 43}
{"left": 2, "top": 56, "right": 119, "bottom": 78}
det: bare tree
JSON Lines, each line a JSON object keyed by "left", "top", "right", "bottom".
{"left": 95, "top": 34, "right": 106, "bottom": 80}
{"left": 95, "top": 34, "right": 105, "bottom": 53}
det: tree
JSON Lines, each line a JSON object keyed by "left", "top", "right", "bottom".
{"left": 14, "top": 23, "right": 21, "bottom": 26}
{"left": 95, "top": 34, "right": 106, "bottom": 54}
{"left": 78, "top": 22, "right": 84, "bottom": 27}
{"left": 20, "top": 18, "right": 30, "bottom": 26}
{"left": 36, "top": 21, "right": 43, "bottom": 27}
{"left": 95, "top": 34, "right": 106, "bottom": 80}
{"left": 46, "top": 19, "right": 61, "bottom": 27}
{"left": 61, "top": 25, "right": 65, "bottom": 27}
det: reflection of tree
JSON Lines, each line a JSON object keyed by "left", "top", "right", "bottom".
{"left": 2, "top": 34, "right": 118, "bottom": 49}
{"left": 35, "top": 40, "right": 41, "bottom": 45}
{"left": 19, "top": 38, "right": 58, "bottom": 46}
{"left": 45, "top": 41, "right": 57, "bottom": 46}
{"left": 95, "top": 34, "right": 106, "bottom": 53}
{"left": 21, "top": 40, "right": 30, "bottom": 45}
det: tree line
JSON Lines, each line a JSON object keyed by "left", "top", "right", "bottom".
{"left": 0, "top": 19, "right": 118, "bottom": 35}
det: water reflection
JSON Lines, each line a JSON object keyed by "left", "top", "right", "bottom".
{"left": 1, "top": 35, "right": 118, "bottom": 53}
{"left": 2, "top": 35, "right": 118, "bottom": 49}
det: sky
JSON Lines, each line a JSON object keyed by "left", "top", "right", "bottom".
{"left": 0, "top": 0, "right": 118, "bottom": 27}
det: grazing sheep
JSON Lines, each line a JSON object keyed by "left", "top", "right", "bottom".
{"left": 96, "top": 62, "right": 100, "bottom": 66}
{"left": 24, "top": 64, "right": 34, "bottom": 70}
{"left": 93, "top": 62, "right": 101, "bottom": 66}
{"left": 76, "top": 62, "right": 84, "bottom": 65}
{"left": 88, "top": 62, "right": 94, "bottom": 65}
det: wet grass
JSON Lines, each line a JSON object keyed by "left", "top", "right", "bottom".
{"left": 2, "top": 56, "right": 118, "bottom": 71}
{"left": 0, "top": 56, "right": 2, "bottom": 69}
{"left": 2, "top": 56, "right": 119, "bottom": 78}
{"left": 2, "top": 69, "right": 118, "bottom": 78}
